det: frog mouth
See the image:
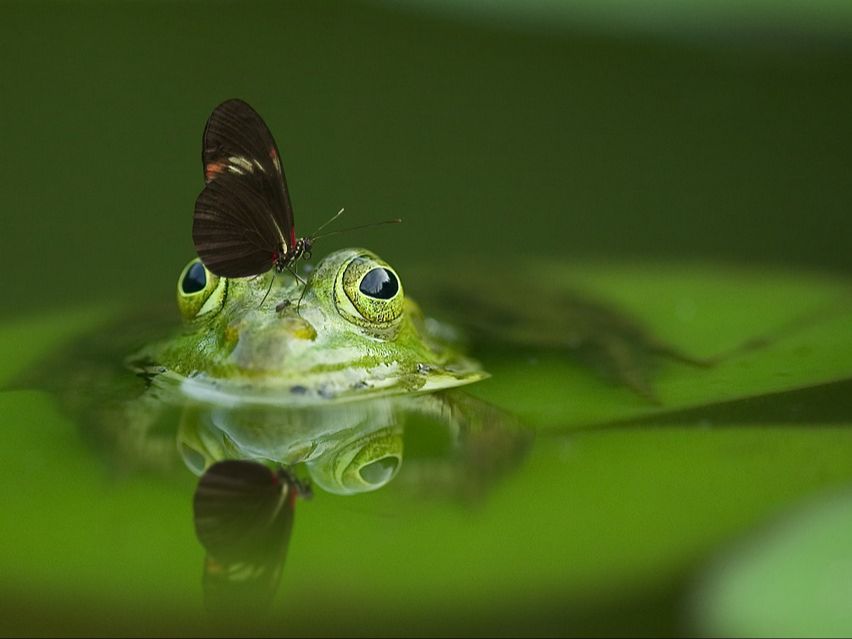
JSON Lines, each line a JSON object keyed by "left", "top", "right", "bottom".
{"left": 170, "top": 359, "right": 487, "bottom": 408}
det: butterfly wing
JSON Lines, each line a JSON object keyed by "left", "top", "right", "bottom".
{"left": 193, "top": 173, "right": 283, "bottom": 277}
{"left": 193, "top": 99, "right": 296, "bottom": 277}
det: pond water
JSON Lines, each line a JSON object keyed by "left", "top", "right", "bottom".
{"left": 2, "top": 2, "right": 852, "bottom": 636}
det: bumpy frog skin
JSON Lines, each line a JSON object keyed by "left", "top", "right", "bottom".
{"left": 134, "top": 248, "right": 486, "bottom": 405}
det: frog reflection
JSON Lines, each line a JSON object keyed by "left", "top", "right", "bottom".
{"left": 180, "top": 392, "right": 530, "bottom": 617}
{"left": 179, "top": 397, "right": 406, "bottom": 495}
{"left": 179, "top": 391, "right": 529, "bottom": 495}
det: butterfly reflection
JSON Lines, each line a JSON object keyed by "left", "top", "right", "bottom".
{"left": 192, "top": 460, "right": 311, "bottom": 619}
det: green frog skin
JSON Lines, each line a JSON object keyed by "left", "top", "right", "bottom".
{"left": 135, "top": 248, "right": 486, "bottom": 406}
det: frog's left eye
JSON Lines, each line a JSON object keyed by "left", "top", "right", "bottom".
{"left": 337, "top": 255, "right": 404, "bottom": 326}
{"left": 177, "top": 258, "right": 225, "bottom": 320}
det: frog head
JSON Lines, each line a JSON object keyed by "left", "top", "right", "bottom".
{"left": 153, "top": 248, "right": 485, "bottom": 404}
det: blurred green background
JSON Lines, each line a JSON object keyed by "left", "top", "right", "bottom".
{"left": 3, "top": 0, "right": 852, "bottom": 314}
{"left": 3, "top": 1, "right": 852, "bottom": 636}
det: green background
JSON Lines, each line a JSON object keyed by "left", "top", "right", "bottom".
{"left": 2, "top": 1, "right": 852, "bottom": 636}
{"left": 3, "top": 0, "right": 852, "bottom": 314}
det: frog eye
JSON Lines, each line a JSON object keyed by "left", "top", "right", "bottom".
{"left": 338, "top": 255, "right": 404, "bottom": 326}
{"left": 177, "top": 258, "right": 226, "bottom": 320}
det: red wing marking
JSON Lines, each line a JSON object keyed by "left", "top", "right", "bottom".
{"left": 205, "top": 161, "right": 226, "bottom": 182}
{"left": 269, "top": 147, "right": 283, "bottom": 175}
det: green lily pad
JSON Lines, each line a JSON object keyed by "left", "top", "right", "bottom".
{"left": 691, "top": 488, "right": 852, "bottom": 637}
{"left": 464, "top": 261, "right": 852, "bottom": 429}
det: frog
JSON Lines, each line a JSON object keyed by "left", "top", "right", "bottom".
{"left": 131, "top": 247, "right": 488, "bottom": 406}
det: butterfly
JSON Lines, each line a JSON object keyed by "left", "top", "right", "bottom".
{"left": 193, "top": 99, "right": 400, "bottom": 282}
{"left": 192, "top": 99, "right": 313, "bottom": 279}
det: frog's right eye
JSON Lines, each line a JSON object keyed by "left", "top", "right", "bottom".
{"left": 177, "top": 258, "right": 225, "bottom": 320}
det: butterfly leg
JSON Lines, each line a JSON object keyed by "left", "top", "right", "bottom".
{"left": 282, "top": 265, "right": 314, "bottom": 315}
{"left": 257, "top": 272, "right": 276, "bottom": 309}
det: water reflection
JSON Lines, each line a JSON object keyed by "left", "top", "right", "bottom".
{"left": 178, "top": 391, "right": 528, "bottom": 493}
{"left": 193, "top": 460, "right": 309, "bottom": 619}
{"left": 179, "top": 397, "right": 406, "bottom": 495}
{"left": 172, "top": 390, "right": 531, "bottom": 617}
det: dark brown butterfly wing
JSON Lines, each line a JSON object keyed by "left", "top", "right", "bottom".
{"left": 193, "top": 173, "right": 286, "bottom": 277}
{"left": 193, "top": 99, "right": 296, "bottom": 277}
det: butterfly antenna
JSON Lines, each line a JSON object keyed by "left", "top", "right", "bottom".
{"left": 310, "top": 217, "right": 402, "bottom": 241}
{"left": 309, "top": 207, "right": 347, "bottom": 239}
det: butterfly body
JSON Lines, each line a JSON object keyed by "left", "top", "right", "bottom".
{"left": 272, "top": 236, "right": 312, "bottom": 274}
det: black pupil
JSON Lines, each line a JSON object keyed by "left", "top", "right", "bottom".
{"left": 182, "top": 262, "right": 207, "bottom": 294}
{"left": 359, "top": 268, "right": 398, "bottom": 300}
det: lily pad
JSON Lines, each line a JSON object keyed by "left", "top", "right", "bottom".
{"left": 691, "top": 487, "right": 852, "bottom": 637}
{"left": 456, "top": 260, "right": 852, "bottom": 429}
